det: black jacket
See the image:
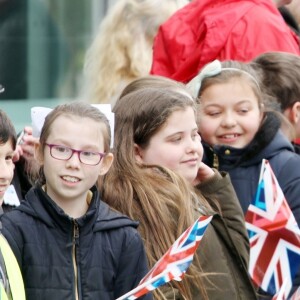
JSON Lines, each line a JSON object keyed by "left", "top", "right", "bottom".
{"left": 0, "top": 185, "right": 152, "bottom": 300}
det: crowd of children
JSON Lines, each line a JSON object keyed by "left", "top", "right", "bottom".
{"left": 2, "top": 0, "right": 300, "bottom": 299}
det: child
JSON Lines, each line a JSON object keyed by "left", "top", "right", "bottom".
{"left": 251, "top": 51, "right": 300, "bottom": 152}
{"left": 193, "top": 59, "right": 300, "bottom": 296}
{"left": 0, "top": 109, "right": 25, "bottom": 300}
{"left": 0, "top": 102, "right": 152, "bottom": 300}
{"left": 101, "top": 84, "right": 258, "bottom": 299}
{"left": 194, "top": 59, "right": 300, "bottom": 220}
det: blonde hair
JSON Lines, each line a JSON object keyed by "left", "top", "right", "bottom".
{"left": 82, "top": 0, "right": 188, "bottom": 105}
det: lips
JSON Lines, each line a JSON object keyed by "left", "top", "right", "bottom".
{"left": 181, "top": 158, "right": 198, "bottom": 164}
{"left": 0, "top": 184, "right": 9, "bottom": 193}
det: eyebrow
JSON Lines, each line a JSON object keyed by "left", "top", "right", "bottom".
{"left": 166, "top": 128, "right": 198, "bottom": 137}
{"left": 203, "top": 99, "right": 254, "bottom": 107}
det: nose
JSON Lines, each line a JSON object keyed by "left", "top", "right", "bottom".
{"left": 221, "top": 111, "right": 237, "bottom": 128}
{"left": 186, "top": 136, "right": 199, "bottom": 153}
{"left": 65, "top": 152, "right": 81, "bottom": 168}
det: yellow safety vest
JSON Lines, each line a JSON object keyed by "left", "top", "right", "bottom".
{"left": 0, "top": 235, "right": 26, "bottom": 300}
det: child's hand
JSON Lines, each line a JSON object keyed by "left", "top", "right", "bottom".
{"left": 193, "top": 162, "right": 215, "bottom": 185}
{"left": 20, "top": 126, "right": 39, "bottom": 161}
{"left": 13, "top": 145, "right": 23, "bottom": 162}
{"left": 14, "top": 126, "right": 39, "bottom": 162}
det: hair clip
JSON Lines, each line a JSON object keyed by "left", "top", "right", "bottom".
{"left": 187, "top": 59, "right": 260, "bottom": 97}
{"left": 187, "top": 60, "right": 222, "bottom": 97}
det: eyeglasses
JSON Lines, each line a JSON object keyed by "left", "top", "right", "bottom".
{"left": 45, "top": 143, "right": 106, "bottom": 166}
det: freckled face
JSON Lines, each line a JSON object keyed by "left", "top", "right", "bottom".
{"left": 136, "top": 107, "right": 203, "bottom": 183}
{"left": 198, "top": 79, "right": 263, "bottom": 148}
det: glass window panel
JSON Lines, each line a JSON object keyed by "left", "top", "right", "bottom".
{"left": 0, "top": 0, "right": 112, "bottom": 132}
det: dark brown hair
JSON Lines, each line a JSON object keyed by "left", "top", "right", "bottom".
{"left": 0, "top": 109, "right": 17, "bottom": 149}
{"left": 252, "top": 51, "right": 300, "bottom": 112}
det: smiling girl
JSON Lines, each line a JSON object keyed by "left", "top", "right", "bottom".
{"left": 195, "top": 60, "right": 300, "bottom": 221}
{"left": 194, "top": 60, "right": 300, "bottom": 296}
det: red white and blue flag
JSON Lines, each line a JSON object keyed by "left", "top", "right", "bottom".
{"left": 290, "top": 287, "right": 300, "bottom": 300}
{"left": 245, "top": 159, "right": 300, "bottom": 299}
{"left": 116, "top": 215, "right": 213, "bottom": 300}
{"left": 272, "top": 284, "right": 300, "bottom": 300}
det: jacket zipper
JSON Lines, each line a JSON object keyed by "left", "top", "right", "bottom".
{"left": 213, "top": 152, "right": 219, "bottom": 169}
{"left": 72, "top": 220, "right": 80, "bottom": 300}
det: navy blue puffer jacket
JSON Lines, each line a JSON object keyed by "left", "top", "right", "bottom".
{"left": 0, "top": 185, "right": 152, "bottom": 300}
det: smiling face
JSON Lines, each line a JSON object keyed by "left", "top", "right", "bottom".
{"left": 135, "top": 107, "right": 203, "bottom": 183}
{"left": 0, "top": 140, "right": 15, "bottom": 203}
{"left": 38, "top": 114, "right": 112, "bottom": 207}
{"left": 198, "top": 78, "right": 263, "bottom": 148}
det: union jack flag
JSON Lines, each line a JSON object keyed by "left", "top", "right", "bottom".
{"left": 245, "top": 159, "right": 300, "bottom": 299}
{"left": 272, "top": 284, "right": 300, "bottom": 300}
{"left": 116, "top": 215, "right": 213, "bottom": 300}
{"left": 290, "top": 287, "right": 300, "bottom": 300}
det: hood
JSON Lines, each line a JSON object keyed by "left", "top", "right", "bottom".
{"left": 150, "top": 0, "right": 299, "bottom": 83}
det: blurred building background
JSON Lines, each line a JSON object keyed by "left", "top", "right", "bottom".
{"left": 0, "top": 0, "right": 118, "bottom": 132}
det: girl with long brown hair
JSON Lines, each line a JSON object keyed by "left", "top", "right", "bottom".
{"left": 101, "top": 77, "right": 258, "bottom": 300}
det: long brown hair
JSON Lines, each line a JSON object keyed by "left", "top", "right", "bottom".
{"left": 101, "top": 86, "right": 213, "bottom": 299}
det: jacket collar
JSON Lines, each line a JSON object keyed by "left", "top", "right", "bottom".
{"left": 18, "top": 185, "right": 138, "bottom": 232}
{"left": 203, "top": 111, "right": 290, "bottom": 168}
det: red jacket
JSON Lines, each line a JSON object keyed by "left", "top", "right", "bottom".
{"left": 150, "top": 0, "right": 300, "bottom": 83}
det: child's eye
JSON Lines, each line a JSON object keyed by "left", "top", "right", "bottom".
{"left": 207, "top": 111, "right": 221, "bottom": 117}
{"left": 238, "top": 108, "right": 249, "bottom": 114}
{"left": 192, "top": 132, "right": 200, "bottom": 140}
{"left": 169, "top": 136, "right": 182, "bottom": 143}
{"left": 81, "top": 151, "right": 97, "bottom": 158}
{"left": 173, "top": 137, "right": 181, "bottom": 142}
{"left": 5, "top": 155, "right": 13, "bottom": 162}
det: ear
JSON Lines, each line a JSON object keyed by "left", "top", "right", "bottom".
{"left": 34, "top": 142, "right": 44, "bottom": 165}
{"left": 98, "top": 153, "right": 114, "bottom": 176}
{"left": 134, "top": 143, "right": 144, "bottom": 163}
{"left": 289, "top": 102, "right": 300, "bottom": 124}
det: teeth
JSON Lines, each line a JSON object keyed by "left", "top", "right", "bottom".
{"left": 62, "top": 176, "right": 79, "bottom": 183}
{"left": 223, "top": 134, "right": 237, "bottom": 139}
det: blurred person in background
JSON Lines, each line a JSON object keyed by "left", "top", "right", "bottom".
{"left": 150, "top": 0, "right": 300, "bottom": 83}
{"left": 81, "top": 0, "right": 188, "bottom": 107}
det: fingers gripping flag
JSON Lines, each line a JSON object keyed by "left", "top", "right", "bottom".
{"left": 116, "top": 215, "right": 213, "bottom": 300}
{"left": 245, "top": 159, "right": 300, "bottom": 299}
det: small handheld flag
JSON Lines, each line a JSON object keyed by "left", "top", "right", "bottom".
{"left": 245, "top": 159, "right": 300, "bottom": 299}
{"left": 116, "top": 215, "right": 213, "bottom": 300}
{"left": 290, "top": 286, "right": 300, "bottom": 300}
